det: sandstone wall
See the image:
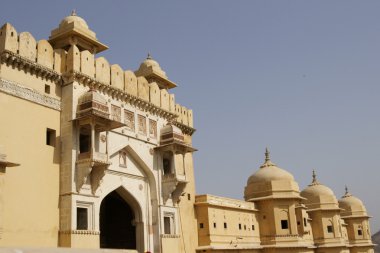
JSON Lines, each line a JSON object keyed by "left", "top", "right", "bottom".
{"left": 0, "top": 23, "right": 194, "bottom": 128}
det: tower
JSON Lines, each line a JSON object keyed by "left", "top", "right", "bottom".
{"left": 244, "top": 149, "right": 315, "bottom": 252}
{"left": 338, "top": 187, "right": 375, "bottom": 253}
{"left": 301, "top": 171, "right": 349, "bottom": 253}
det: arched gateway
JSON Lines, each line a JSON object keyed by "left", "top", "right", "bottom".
{"left": 100, "top": 188, "right": 142, "bottom": 250}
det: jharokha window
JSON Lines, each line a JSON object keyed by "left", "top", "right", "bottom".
{"left": 149, "top": 119, "right": 157, "bottom": 139}
{"left": 124, "top": 110, "right": 135, "bottom": 131}
{"left": 138, "top": 115, "right": 147, "bottom": 135}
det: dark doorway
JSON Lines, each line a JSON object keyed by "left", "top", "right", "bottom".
{"left": 100, "top": 190, "right": 136, "bottom": 249}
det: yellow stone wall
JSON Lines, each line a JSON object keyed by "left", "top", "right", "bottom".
{"left": 0, "top": 89, "right": 60, "bottom": 246}
{"left": 195, "top": 195, "right": 261, "bottom": 251}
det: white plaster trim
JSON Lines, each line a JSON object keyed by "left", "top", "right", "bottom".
{"left": 0, "top": 78, "right": 61, "bottom": 111}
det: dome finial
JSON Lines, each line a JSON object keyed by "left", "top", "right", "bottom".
{"left": 260, "top": 147, "right": 276, "bottom": 168}
{"left": 310, "top": 169, "right": 320, "bottom": 185}
{"left": 147, "top": 52, "right": 152, "bottom": 60}
{"left": 265, "top": 147, "right": 270, "bottom": 162}
{"left": 342, "top": 185, "right": 352, "bottom": 198}
{"left": 71, "top": 9, "right": 77, "bottom": 16}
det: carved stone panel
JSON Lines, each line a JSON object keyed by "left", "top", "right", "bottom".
{"left": 149, "top": 119, "right": 157, "bottom": 139}
{"left": 138, "top": 115, "right": 147, "bottom": 135}
{"left": 111, "top": 105, "right": 121, "bottom": 122}
{"left": 124, "top": 110, "right": 135, "bottom": 131}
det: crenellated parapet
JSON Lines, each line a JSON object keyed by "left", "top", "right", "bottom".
{"left": 0, "top": 22, "right": 195, "bottom": 133}
{"left": 0, "top": 23, "right": 62, "bottom": 83}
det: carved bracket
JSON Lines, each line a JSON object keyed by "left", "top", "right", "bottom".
{"left": 76, "top": 158, "right": 110, "bottom": 194}
{"left": 161, "top": 174, "right": 188, "bottom": 204}
{"left": 91, "top": 165, "right": 107, "bottom": 195}
{"left": 75, "top": 160, "right": 93, "bottom": 192}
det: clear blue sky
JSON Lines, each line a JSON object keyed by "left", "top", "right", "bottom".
{"left": 1, "top": 1, "right": 379, "bottom": 232}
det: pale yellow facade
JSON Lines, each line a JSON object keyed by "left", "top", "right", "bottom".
{"left": 195, "top": 150, "right": 374, "bottom": 253}
{"left": 0, "top": 12, "right": 375, "bottom": 253}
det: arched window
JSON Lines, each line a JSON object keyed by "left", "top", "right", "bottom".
{"left": 119, "top": 151, "right": 127, "bottom": 167}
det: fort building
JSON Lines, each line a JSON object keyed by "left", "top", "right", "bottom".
{"left": 0, "top": 12, "right": 375, "bottom": 253}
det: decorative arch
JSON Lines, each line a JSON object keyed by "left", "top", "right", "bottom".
{"left": 99, "top": 187, "right": 142, "bottom": 250}
{"left": 108, "top": 144, "right": 158, "bottom": 199}
{"left": 97, "top": 143, "right": 158, "bottom": 253}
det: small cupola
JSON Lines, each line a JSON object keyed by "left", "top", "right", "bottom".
{"left": 135, "top": 54, "right": 177, "bottom": 89}
{"left": 244, "top": 148, "right": 300, "bottom": 201}
{"left": 49, "top": 10, "right": 108, "bottom": 53}
{"left": 338, "top": 186, "right": 368, "bottom": 217}
{"left": 300, "top": 170, "right": 339, "bottom": 210}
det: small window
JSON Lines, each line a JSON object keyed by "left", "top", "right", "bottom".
{"left": 213, "top": 222, "right": 216, "bottom": 228}
{"left": 327, "top": 225, "right": 333, "bottom": 233}
{"left": 163, "top": 158, "right": 171, "bottom": 174}
{"left": 44, "top": 84, "right": 50, "bottom": 94}
{"left": 304, "top": 218, "right": 307, "bottom": 227}
{"left": 244, "top": 225, "right": 246, "bottom": 230}
{"left": 297, "top": 221, "right": 300, "bottom": 225}
{"left": 358, "top": 229, "right": 363, "bottom": 236}
{"left": 224, "top": 222, "right": 227, "bottom": 229}
{"left": 238, "top": 223, "right": 242, "bottom": 230}
{"left": 252, "top": 225, "right": 255, "bottom": 230}
{"left": 199, "top": 223, "right": 204, "bottom": 229}
{"left": 164, "top": 217, "right": 172, "bottom": 234}
{"left": 281, "top": 220, "right": 289, "bottom": 229}
{"left": 46, "top": 128, "right": 56, "bottom": 146}
{"left": 79, "top": 133, "right": 90, "bottom": 153}
{"left": 263, "top": 215, "right": 266, "bottom": 220}
{"left": 77, "top": 207, "right": 88, "bottom": 230}
{"left": 187, "top": 193, "right": 191, "bottom": 201}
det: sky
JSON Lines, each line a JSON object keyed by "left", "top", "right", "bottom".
{"left": 1, "top": 1, "right": 379, "bottom": 232}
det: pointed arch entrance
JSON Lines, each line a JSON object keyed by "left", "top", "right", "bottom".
{"left": 100, "top": 188, "right": 142, "bottom": 250}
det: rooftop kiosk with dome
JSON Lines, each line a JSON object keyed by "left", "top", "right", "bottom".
{"left": 0, "top": 11, "right": 375, "bottom": 253}
{"left": 195, "top": 149, "right": 374, "bottom": 253}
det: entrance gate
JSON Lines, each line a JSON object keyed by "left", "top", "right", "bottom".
{"left": 100, "top": 190, "right": 136, "bottom": 249}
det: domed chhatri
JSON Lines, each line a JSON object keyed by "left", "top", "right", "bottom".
{"left": 59, "top": 10, "right": 89, "bottom": 29}
{"left": 49, "top": 10, "right": 108, "bottom": 53}
{"left": 135, "top": 53, "right": 177, "bottom": 89}
{"left": 138, "top": 53, "right": 168, "bottom": 78}
{"left": 244, "top": 148, "right": 300, "bottom": 200}
{"left": 300, "top": 170, "right": 339, "bottom": 209}
{"left": 247, "top": 148, "right": 295, "bottom": 183}
{"left": 339, "top": 186, "right": 368, "bottom": 217}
